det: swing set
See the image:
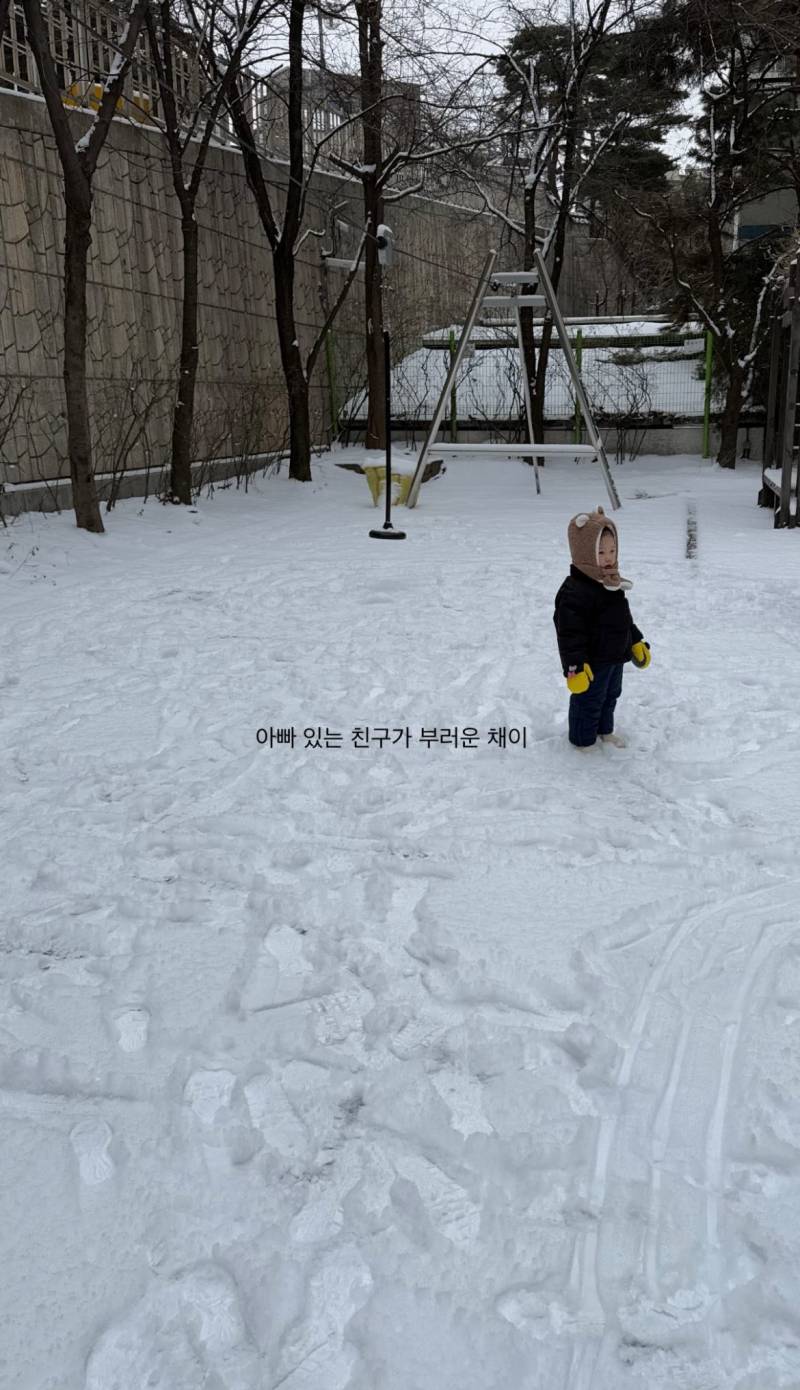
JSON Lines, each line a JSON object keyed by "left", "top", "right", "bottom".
{"left": 403, "top": 248, "right": 621, "bottom": 512}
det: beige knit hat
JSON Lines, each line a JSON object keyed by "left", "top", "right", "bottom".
{"left": 567, "top": 506, "right": 632, "bottom": 590}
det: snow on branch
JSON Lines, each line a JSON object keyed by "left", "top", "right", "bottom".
{"left": 383, "top": 180, "right": 424, "bottom": 203}
{"left": 378, "top": 118, "right": 518, "bottom": 188}
{"left": 306, "top": 225, "right": 369, "bottom": 380}
{"left": 458, "top": 170, "right": 524, "bottom": 236}
{"left": 675, "top": 277, "right": 723, "bottom": 340}
{"left": 568, "top": 111, "right": 629, "bottom": 204}
{"left": 74, "top": 0, "right": 149, "bottom": 171}
{"left": 739, "top": 260, "right": 782, "bottom": 396}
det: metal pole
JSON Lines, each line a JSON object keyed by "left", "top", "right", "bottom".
{"left": 406, "top": 249, "right": 497, "bottom": 508}
{"left": 448, "top": 330, "right": 457, "bottom": 442}
{"left": 369, "top": 330, "right": 406, "bottom": 539}
{"left": 702, "top": 331, "right": 714, "bottom": 459}
{"left": 325, "top": 329, "right": 339, "bottom": 442}
{"left": 573, "top": 328, "right": 583, "bottom": 445}
{"left": 382, "top": 331, "right": 392, "bottom": 523}
{"left": 514, "top": 301, "right": 540, "bottom": 495}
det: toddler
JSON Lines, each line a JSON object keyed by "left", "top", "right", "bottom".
{"left": 553, "top": 506, "right": 650, "bottom": 748}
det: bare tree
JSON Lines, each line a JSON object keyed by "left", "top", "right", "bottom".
{"left": 147, "top": 0, "right": 280, "bottom": 503}
{"left": 623, "top": 0, "right": 798, "bottom": 467}
{"left": 324, "top": 4, "right": 513, "bottom": 449}
{"left": 21, "top": 0, "right": 151, "bottom": 532}
{"left": 354, "top": 0, "right": 386, "bottom": 449}
{"left": 471, "top": 0, "right": 687, "bottom": 441}
{"left": 190, "top": 0, "right": 367, "bottom": 480}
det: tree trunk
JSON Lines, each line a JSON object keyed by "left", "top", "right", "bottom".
{"left": 274, "top": 246, "right": 311, "bottom": 481}
{"left": 63, "top": 195, "right": 104, "bottom": 533}
{"left": 170, "top": 211, "right": 200, "bottom": 504}
{"left": 358, "top": 0, "right": 385, "bottom": 450}
{"left": 21, "top": 0, "right": 147, "bottom": 533}
{"left": 532, "top": 215, "right": 572, "bottom": 442}
{"left": 532, "top": 104, "right": 577, "bottom": 443}
{"left": 717, "top": 363, "right": 744, "bottom": 469}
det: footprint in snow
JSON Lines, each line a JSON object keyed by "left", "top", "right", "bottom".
{"left": 184, "top": 1069, "right": 262, "bottom": 1166}
{"left": 70, "top": 1118, "right": 115, "bottom": 1185}
{"left": 113, "top": 1006, "right": 150, "bottom": 1052}
{"left": 85, "top": 1260, "right": 260, "bottom": 1390}
{"left": 184, "top": 1068, "right": 237, "bottom": 1124}
{"left": 179, "top": 1264, "right": 249, "bottom": 1352}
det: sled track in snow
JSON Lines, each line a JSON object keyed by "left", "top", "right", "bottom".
{"left": 565, "top": 878, "right": 800, "bottom": 1390}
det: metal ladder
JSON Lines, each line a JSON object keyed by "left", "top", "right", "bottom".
{"left": 405, "top": 248, "right": 621, "bottom": 511}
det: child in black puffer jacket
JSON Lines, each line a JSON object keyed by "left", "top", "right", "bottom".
{"left": 554, "top": 506, "right": 650, "bottom": 749}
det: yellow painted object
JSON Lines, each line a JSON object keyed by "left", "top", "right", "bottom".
{"left": 63, "top": 83, "right": 152, "bottom": 121}
{"left": 364, "top": 465, "right": 383, "bottom": 506}
{"left": 364, "top": 466, "right": 413, "bottom": 507}
{"left": 130, "top": 93, "right": 153, "bottom": 122}
{"left": 64, "top": 82, "right": 123, "bottom": 113}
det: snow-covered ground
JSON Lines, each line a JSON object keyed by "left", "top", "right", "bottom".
{"left": 3, "top": 449, "right": 800, "bottom": 1390}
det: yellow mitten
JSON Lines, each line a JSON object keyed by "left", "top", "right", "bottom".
{"left": 566, "top": 663, "right": 594, "bottom": 694}
{"left": 631, "top": 641, "right": 651, "bottom": 669}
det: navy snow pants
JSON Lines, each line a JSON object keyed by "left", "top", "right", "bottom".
{"left": 568, "top": 661, "right": 624, "bottom": 747}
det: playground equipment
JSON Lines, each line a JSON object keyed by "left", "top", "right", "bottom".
{"left": 405, "top": 249, "right": 621, "bottom": 511}
{"left": 368, "top": 330, "right": 407, "bottom": 540}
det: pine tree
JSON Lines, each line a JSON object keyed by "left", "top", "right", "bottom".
{"left": 497, "top": 5, "right": 692, "bottom": 220}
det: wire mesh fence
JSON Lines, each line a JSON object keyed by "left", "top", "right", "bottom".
{"left": 340, "top": 321, "right": 717, "bottom": 445}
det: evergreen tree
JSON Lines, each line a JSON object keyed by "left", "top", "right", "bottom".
{"left": 497, "top": 5, "right": 692, "bottom": 220}
{"left": 619, "top": 0, "right": 797, "bottom": 466}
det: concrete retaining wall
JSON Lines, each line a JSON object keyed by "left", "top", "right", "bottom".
{"left": 0, "top": 92, "right": 500, "bottom": 494}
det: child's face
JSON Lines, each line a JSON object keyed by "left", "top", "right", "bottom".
{"left": 598, "top": 529, "right": 617, "bottom": 573}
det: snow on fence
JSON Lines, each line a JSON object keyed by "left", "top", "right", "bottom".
{"left": 341, "top": 320, "right": 715, "bottom": 448}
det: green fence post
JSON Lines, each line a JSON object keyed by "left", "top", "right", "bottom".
{"left": 702, "top": 330, "right": 714, "bottom": 459}
{"left": 449, "top": 330, "right": 458, "bottom": 442}
{"left": 325, "top": 329, "right": 339, "bottom": 440}
{"left": 573, "top": 328, "right": 583, "bottom": 445}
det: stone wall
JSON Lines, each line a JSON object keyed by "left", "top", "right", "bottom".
{"left": 0, "top": 91, "right": 633, "bottom": 499}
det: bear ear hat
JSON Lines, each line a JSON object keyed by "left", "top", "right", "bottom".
{"left": 596, "top": 505, "right": 605, "bottom": 516}
{"left": 575, "top": 513, "right": 590, "bottom": 527}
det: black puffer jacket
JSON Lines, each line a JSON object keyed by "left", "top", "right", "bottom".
{"left": 554, "top": 565, "right": 643, "bottom": 673}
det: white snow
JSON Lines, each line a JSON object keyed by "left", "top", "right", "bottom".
{"left": 3, "top": 449, "right": 800, "bottom": 1389}
{"left": 75, "top": 121, "right": 98, "bottom": 154}
{"left": 351, "top": 323, "right": 712, "bottom": 424}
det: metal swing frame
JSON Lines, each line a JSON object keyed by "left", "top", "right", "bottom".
{"left": 404, "top": 248, "right": 621, "bottom": 511}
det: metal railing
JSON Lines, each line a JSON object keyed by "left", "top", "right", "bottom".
{"left": 343, "top": 327, "right": 714, "bottom": 432}
{"left": 0, "top": 0, "right": 197, "bottom": 121}
{"left": 0, "top": 0, "right": 362, "bottom": 164}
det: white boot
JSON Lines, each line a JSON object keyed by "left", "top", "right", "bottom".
{"left": 600, "top": 732, "right": 627, "bottom": 748}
